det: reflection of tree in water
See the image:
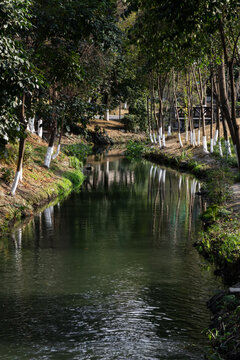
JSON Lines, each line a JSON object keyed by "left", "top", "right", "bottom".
{"left": 148, "top": 164, "right": 206, "bottom": 246}
{"left": 84, "top": 159, "right": 136, "bottom": 191}
{"left": 9, "top": 160, "right": 207, "bottom": 255}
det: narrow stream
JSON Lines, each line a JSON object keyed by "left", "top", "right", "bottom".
{"left": 0, "top": 156, "right": 222, "bottom": 359}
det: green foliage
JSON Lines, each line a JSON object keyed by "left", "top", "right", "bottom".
{"left": 125, "top": 140, "right": 145, "bottom": 159}
{"left": 127, "top": 97, "right": 148, "bottom": 132}
{"left": 200, "top": 205, "right": 231, "bottom": 225}
{"left": 206, "top": 168, "right": 233, "bottom": 205}
{"left": 63, "top": 143, "right": 92, "bottom": 163}
{"left": 63, "top": 169, "right": 85, "bottom": 187}
{"left": 197, "top": 212, "right": 240, "bottom": 265}
{"left": 0, "top": 167, "right": 14, "bottom": 184}
{"left": 213, "top": 138, "right": 238, "bottom": 168}
{"left": 206, "top": 292, "right": 240, "bottom": 360}
{"left": 69, "top": 156, "right": 83, "bottom": 169}
{"left": 123, "top": 114, "right": 139, "bottom": 132}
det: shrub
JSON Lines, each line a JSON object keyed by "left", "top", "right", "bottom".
{"left": 125, "top": 140, "right": 145, "bottom": 159}
{"left": 124, "top": 97, "right": 148, "bottom": 132}
{"left": 69, "top": 156, "right": 83, "bottom": 169}
{"left": 63, "top": 143, "right": 92, "bottom": 163}
{"left": 206, "top": 168, "right": 233, "bottom": 204}
{"left": 123, "top": 114, "right": 139, "bottom": 132}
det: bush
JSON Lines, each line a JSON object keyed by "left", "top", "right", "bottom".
{"left": 63, "top": 143, "right": 92, "bottom": 163}
{"left": 123, "top": 114, "right": 140, "bottom": 132}
{"left": 125, "top": 140, "right": 145, "bottom": 159}
{"left": 206, "top": 168, "right": 233, "bottom": 204}
{"left": 125, "top": 97, "right": 148, "bottom": 132}
{"left": 69, "top": 156, "right": 83, "bottom": 169}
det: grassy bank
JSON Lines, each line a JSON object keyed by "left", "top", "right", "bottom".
{"left": 0, "top": 133, "right": 88, "bottom": 237}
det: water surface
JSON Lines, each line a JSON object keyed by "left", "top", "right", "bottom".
{"left": 0, "top": 157, "right": 221, "bottom": 359}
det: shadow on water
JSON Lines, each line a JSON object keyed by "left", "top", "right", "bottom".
{"left": 0, "top": 155, "right": 222, "bottom": 360}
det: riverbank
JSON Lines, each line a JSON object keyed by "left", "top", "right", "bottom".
{"left": 0, "top": 133, "right": 85, "bottom": 237}
{"left": 1, "top": 119, "right": 240, "bottom": 360}
{"left": 0, "top": 119, "right": 146, "bottom": 237}
{"left": 139, "top": 137, "right": 240, "bottom": 360}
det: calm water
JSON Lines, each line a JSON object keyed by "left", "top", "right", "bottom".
{"left": 0, "top": 156, "right": 221, "bottom": 360}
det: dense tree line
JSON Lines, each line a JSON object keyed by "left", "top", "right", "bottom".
{"left": 126, "top": 0, "right": 240, "bottom": 166}
{"left": 0, "top": 0, "right": 131, "bottom": 194}
{"left": 1, "top": 0, "right": 240, "bottom": 196}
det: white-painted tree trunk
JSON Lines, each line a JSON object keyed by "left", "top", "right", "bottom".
{"left": 52, "top": 144, "right": 61, "bottom": 160}
{"left": 11, "top": 170, "right": 21, "bottom": 196}
{"left": 28, "top": 117, "right": 35, "bottom": 133}
{"left": 162, "top": 134, "right": 166, "bottom": 147}
{"left": 178, "top": 133, "right": 183, "bottom": 148}
{"left": 150, "top": 165, "right": 153, "bottom": 178}
{"left": 158, "top": 135, "right": 162, "bottom": 149}
{"left": 149, "top": 133, "right": 154, "bottom": 143}
{"left": 104, "top": 109, "right": 110, "bottom": 121}
{"left": 210, "top": 138, "right": 214, "bottom": 153}
{"left": 19, "top": 167, "right": 23, "bottom": 182}
{"left": 124, "top": 102, "right": 127, "bottom": 109}
{"left": 179, "top": 175, "right": 182, "bottom": 191}
{"left": 190, "top": 131, "right": 193, "bottom": 145}
{"left": 203, "top": 136, "right": 209, "bottom": 153}
{"left": 44, "top": 146, "right": 54, "bottom": 168}
{"left": 219, "top": 140, "right": 223, "bottom": 157}
{"left": 106, "top": 160, "right": 109, "bottom": 173}
{"left": 193, "top": 129, "right": 197, "bottom": 146}
{"left": 38, "top": 119, "right": 43, "bottom": 138}
{"left": 159, "top": 127, "right": 163, "bottom": 139}
{"left": 153, "top": 166, "right": 157, "bottom": 179}
{"left": 3, "top": 133, "right": 9, "bottom": 141}
{"left": 162, "top": 169, "right": 166, "bottom": 184}
{"left": 197, "top": 129, "right": 201, "bottom": 146}
{"left": 168, "top": 125, "right": 171, "bottom": 136}
{"left": 213, "top": 129, "right": 218, "bottom": 146}
{"left": 158, "top": 169, "right": 162, "bottom": 183}
{"left": 185, "top": 130, "right": 188, "bottom": 143}
{"left": 44, "top": 207, "right": 53, "bottom": 229}
{"left": 225, "top": 139, "right": 232, "bottom": 156}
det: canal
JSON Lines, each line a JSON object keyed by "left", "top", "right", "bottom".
{"left": 0, "top": 156, "right": 222, "bottom": 359}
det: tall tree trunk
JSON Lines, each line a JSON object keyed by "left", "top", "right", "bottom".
{"left": 216, "top": 104, "right": 223, "bottom": 157}
{"left": 173, "top": 71, "right": 183, "bottom": 148}
{"left": 218, "top": 20, "right": 240, "bottom": 167}
{"left": 197, "top": 107, "right": 201, "bottom": 146}
{"left": 198, "top": 69, "right": 208, "bottom": 153}
{"left": 44, "top": 88, "right": 57, "bottom": 168}
{"left": 158, "top": 74, "right": 167, "bottom": 148}
{"left": 119, "top": 102, "right": 121, "bottom": 120}
{"left": 147, "top": 96, "right": 153, "bottom": 143}
{"left": 11, "top": 93, "right": 26, "bottom": 196}
{"left": 52, "top": 118, "right": 63, "bottom": 160}
{"left": 218, "top": 60, "right": 237, "bottom": 160}
{"left": 210, "top": 74, "right": 214, "bottom": 153}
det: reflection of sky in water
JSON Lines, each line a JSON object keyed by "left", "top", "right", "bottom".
{"left": 0, "top": 158, "right": 221, "bottom": 360}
